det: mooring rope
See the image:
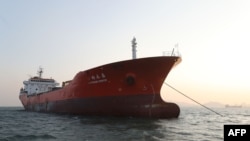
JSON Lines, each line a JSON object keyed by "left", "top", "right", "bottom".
{"left": 164, "top": 82, "right": 224, "bottom": 117}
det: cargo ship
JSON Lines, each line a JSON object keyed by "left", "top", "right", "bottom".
{"left": 19, "top": 38, "right": 182, "bottom": 118}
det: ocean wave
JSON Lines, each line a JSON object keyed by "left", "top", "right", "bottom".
{"left": 2, "top": 134, "right": 57, "bottom": 141}
{"left": 1, "top": 107, "right": 250, "bottom": 141}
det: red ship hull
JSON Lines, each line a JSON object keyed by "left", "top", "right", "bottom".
{"left": 19, "top": 56, "right": 181, "bottom": 118}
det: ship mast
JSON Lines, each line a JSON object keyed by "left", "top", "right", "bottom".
{"left": 37, "top": 67, "right": 43, "bottom": 78}
{"left": 131, "top": 37, "right": 137, "bottom": 59}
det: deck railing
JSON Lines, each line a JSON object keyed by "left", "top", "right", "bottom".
{"left": 162, "top": 48, "right": 181, "bottom": 57}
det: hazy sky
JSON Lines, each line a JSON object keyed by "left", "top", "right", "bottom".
{"left": 1, "top": 0, "right": 250, "bottom": 106}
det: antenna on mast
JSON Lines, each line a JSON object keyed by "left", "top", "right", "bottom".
{"left": 131, "top": 37, "right": 137, "bottom": 59}
{"left": 37, "top": 67, "right": 43, "bottom": 78}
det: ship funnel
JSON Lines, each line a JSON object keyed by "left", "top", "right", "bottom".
{"left": 131, "top": 37, "right": 137, "bottom": 59}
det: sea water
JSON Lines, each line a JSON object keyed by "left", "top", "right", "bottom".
{"left": 0, "top": 106, "right": 249, "bottom": 141}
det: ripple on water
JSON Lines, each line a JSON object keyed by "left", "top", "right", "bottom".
{"left": 3, "top": 134, "right": 57, "bottom": 141}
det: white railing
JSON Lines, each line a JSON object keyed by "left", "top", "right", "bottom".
{"left": 162, "top": 48, "right": 181, "bottom": 57}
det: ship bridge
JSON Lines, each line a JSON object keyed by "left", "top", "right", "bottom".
{"left": 20, "top": 68, "right": 59, "bottom": 95}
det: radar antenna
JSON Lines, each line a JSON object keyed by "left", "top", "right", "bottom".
{"left": 131, "top": 37, "right": 137, "bottom": 59}
{"left": 37, "top": 67, "right": 43, "bottom": 78}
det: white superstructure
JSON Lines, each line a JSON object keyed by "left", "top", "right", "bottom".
{"left": 20, "top": 68, "right": 59, "bottom": 95}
